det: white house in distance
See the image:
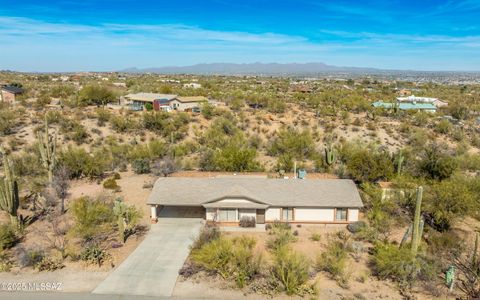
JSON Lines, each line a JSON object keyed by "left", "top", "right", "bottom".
{"left": 183, "top": 82, "right": 202, "bottom": 89}
{"left": 396, "top": 95, "right": 448, "bottom": 108}
{"left": 147, "top": 177, "right": 363, "bottom": 226}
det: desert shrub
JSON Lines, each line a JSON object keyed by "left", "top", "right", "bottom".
{"left": 372, "top": 242, "right": 437, "bottom": 289}
{"left": 19, "top": 248, "right": 45, "bottom": 268}
{"left": 317, "top": 238, "right": 349, "bottom": 284}
{"left": 95, "top": 108, "right": 111, "bottom": 126}
{"left": 341, "top": 142, "right": 394, "bottom": 182}
{"left": 78, "top": 85, "right": 116, "bottom": 106}
{"left": 142, "top": 111, "right": 190, "bottom": 141}
{"left": 435, "top": 119, "right": 452, "bottom": 134}
{"left": 201, "top": 102, "right": 216, "bottom": 119}
{"left": 310, "top": 233, "right": 321, "bottom": 242}
{"left": 230, "top": 236, "right": 262, "bottom": 288}
{"left": 191, "top": 236, "right": 261, "bottom": 288}
{"left": 0, "top": 253, "right": 13, "bottom": 272}
{"left": 144, "top": 103, "right": 153, "bottom": 111}
{"left": 191, "top": 237, "right": 233, "bottom": 278}
{"left": 271, "top": 246, "right": 311, "bottom": 295}
{"left": 0, "top": 224, "right": 19, "bottom": 250}
{"left": 112, "top": 198, "right": 142, "bottom": 243}
{"left": 128, "top": 140, "right": 167, "bottom": 161}
{"left": 70, "top": 196, "right": 115, "bottom": 242}
{"left": 0, "top": 108, "right": 17, "bottom": 135}
{"left": 110, "top": 115, "right": 137, "bottom": 132}
{"left": 267, "top": 225, "right": 297, "bottom": 251}
{"left": 132, "top": 158, "right": 151, "bottom": 174}
{"left": 268, "top": 127, "right": 315, "bottom": 160}
{"left": 347, "top": 221, "right": 367, "bottom": 233}
{"left": 239, "top": 216, "right": 256, "bottom": 228}
{"left": 417, "top": 143, "right": 457, "bottom": 180}
{"left": 191, "top": 225, "right": 220, "bottom": 250}
{"left": 35, "top": 257, "right": 64, "bottom": 271}
{"left": 59, "top": 146, "right": 110, "bottom": 179}
{"left": 423, "top": 176, "right": 477, "bottom": 231}
{"left": 103, "top": 177, "right": 120, "bottom": 191}
{"left": 151, "top": 156, "right": 178, "bottom": 177}
{"left": 80, "top": 244, "right": 110, "bottom": 266}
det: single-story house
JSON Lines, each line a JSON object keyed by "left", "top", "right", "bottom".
{"left": 1, "top": 85, "right": 25, "bottom": 103}
{"left": 146, "top": 178, "right": 363, "bottom": 225}
{"left": 169, "top": 96, "right": 208, "bottom": 111}
{"left": 372, "top": 100, "right": 437, "bottom": 113}
{"left": 124, "top": 93, "right": 177, "bottom": 110}
{"left": 396, "top": 95, "right": 448, "bottom": 108}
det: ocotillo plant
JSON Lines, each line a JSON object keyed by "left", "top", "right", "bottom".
{"left": 325, "top": 144, "right": 337, "bottom": 166}
{"left": 411, "top": 186, "right": 423, "bottom": 255}
{"left": 0, "top": 147, "right": 20, "bottom": 227}
{"left": 37, "top": 117, "right": 57, "bottom": 183}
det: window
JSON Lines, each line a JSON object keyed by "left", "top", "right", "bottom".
{"left": 218, "top": 209, "right": 237, "bottom": 222}
{"left": 335, "top": 208, "right": 348, "bottom": 221}
{"left": 282, "top": 208, "right": 293, "bottom": 221}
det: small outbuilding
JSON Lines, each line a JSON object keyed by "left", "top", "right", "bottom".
{"left": 1, "top": 85, "right": 25, "bottom": 103}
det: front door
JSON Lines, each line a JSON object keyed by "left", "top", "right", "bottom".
{"left": 256, "top": 209, "right": 265, "bottom": 224}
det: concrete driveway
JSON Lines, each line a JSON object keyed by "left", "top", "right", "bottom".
{"left": 93, "top": 207, "right": 203, "bottom": 297}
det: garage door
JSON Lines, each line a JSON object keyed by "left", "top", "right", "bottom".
{"left": 159, "top": 206, "right": 205, "bottom": 218}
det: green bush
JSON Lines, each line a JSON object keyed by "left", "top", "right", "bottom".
{"left": 80, "top": 244, "right": 110, "bottom": 267}
{"left": 0, "top": 253, "right": 13, "bottom": 272}
{"left": 132, "top": 158, "right": 151, "bottom": 174}
{"left": 103, "top": 178, "right": 120, "bottom": 191}
{"left": 35, "top": 257, "right": 64, "bottom": 271}
{"left": 341, "top": 142, "right": 394, "bottom": 182}
{"left": 0, "top": 224, "right": 19, "bottom": 250}
{"left": 191, "top": 225, "right": 220, "bottom": 250}
{"left": 70, "top": 196, "right": 115, "bottom": 241}
{"left": 316, "top": 239, "right": 349, "bottom": 283}
{"left": 267, "top": 225, "right": 297, "bottom": 251}
{"left": 271, "top": 246, "right": 311, "bottom": 295}
{"left": 268, "top": 127, "right": 315, "bottom": 160}
{"left": 191, "top": 236, "right": 261, "bottom": 288}
{"left": 372, "top": 243, "right": 421, "bottom": 286}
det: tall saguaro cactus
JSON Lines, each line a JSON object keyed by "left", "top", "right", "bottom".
{"left": 396, "top": 151, "right": 405, "bottom": 176}
{"left": 411, "top": 186, "right": 423, "bottom": 255}
{"left": 325, "top": 144, "right": 337, "bottom": 166}
{"left": 0, "top": 147, "right": 20, "bottom": 227}
{"left": 37, "top": 117, "right": 57, "bottom": 183}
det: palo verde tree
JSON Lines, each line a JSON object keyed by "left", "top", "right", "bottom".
{"left": 0, "top": 147, "right": 20, "bottom": 227}
{"left": 37, "top": 117, "right": 57, "bottom": 183}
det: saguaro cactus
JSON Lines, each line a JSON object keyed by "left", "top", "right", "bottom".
{"left": 396, "top": 151, "right": 405, "bottom": 176}
{"left": 37, "top": 117, "right": 57, "bottom": 183}
{"left": 0, "top": 148, "right": 20, "bottom": 227}
{"left": 411, "top": 186, "right": 423, "bottom": 255}
{"left": 325, "top": 144, "right": 337, "bottom": 166}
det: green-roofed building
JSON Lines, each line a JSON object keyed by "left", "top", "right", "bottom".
{"left": 372, "top": 100, "right": 437, "bottom": 113}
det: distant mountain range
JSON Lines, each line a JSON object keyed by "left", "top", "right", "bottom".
{"left": 120, "top": 62, "right": 386, "bottom": 75}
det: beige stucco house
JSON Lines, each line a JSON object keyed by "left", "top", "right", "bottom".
{"left": 147, "top": 177, "right": 363, "bottom": 225}
{"left": 169, "top": 96, "right": 208, "bottom": 111}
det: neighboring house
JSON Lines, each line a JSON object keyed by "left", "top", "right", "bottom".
{"left": 124, "top": 93, "right": 177, "bottom": 110}
{"left": 169, "top": 96, "right": 208, "bottom": 111}
{"left": 372, "top": 100, "right": 437, "bottom": 113}
{"left": 1, "top": 85, "right": 25, "bottom": 103}
{"left": 147, "top": 178, "right": 363, "bottom": 225}
{"left": 183, "top": 83, "right": 202, "bottom": 89}
{"left": 396, "top": 95, "right": 448, "bottom": 108}
{"left": 398, "top": 89, "right": 412, "bottom": 96}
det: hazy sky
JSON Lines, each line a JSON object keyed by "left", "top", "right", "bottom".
{"left": 1, "top": 0, "right": 480, "bottom": 71}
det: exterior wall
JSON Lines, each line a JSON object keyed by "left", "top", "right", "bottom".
{"left": 348, "top": 209, "right": 359, "bottom": 222}
{"left": 294, "top": 208, "right": 335, "bottom": 222}
{"left": 170, "top": 99, "right": 203, "bottom": 111}
{"left": 1, "top": 91, "right": 15, "bottom": 103}
{"left": 206, "top": 208, "right": 217, "bottom": 221}
{"left": 265, "top": 207, "right": 281, "bottom": 221}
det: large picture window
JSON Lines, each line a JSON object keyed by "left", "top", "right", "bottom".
{"left": 282, "top": 208, "right": 293, "bottom": 221}
{"left": 335, "top": 208, "right": 348, "bottom": 221}
{"left": 218, "top": 208, "right": 237, "bottom": 222}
